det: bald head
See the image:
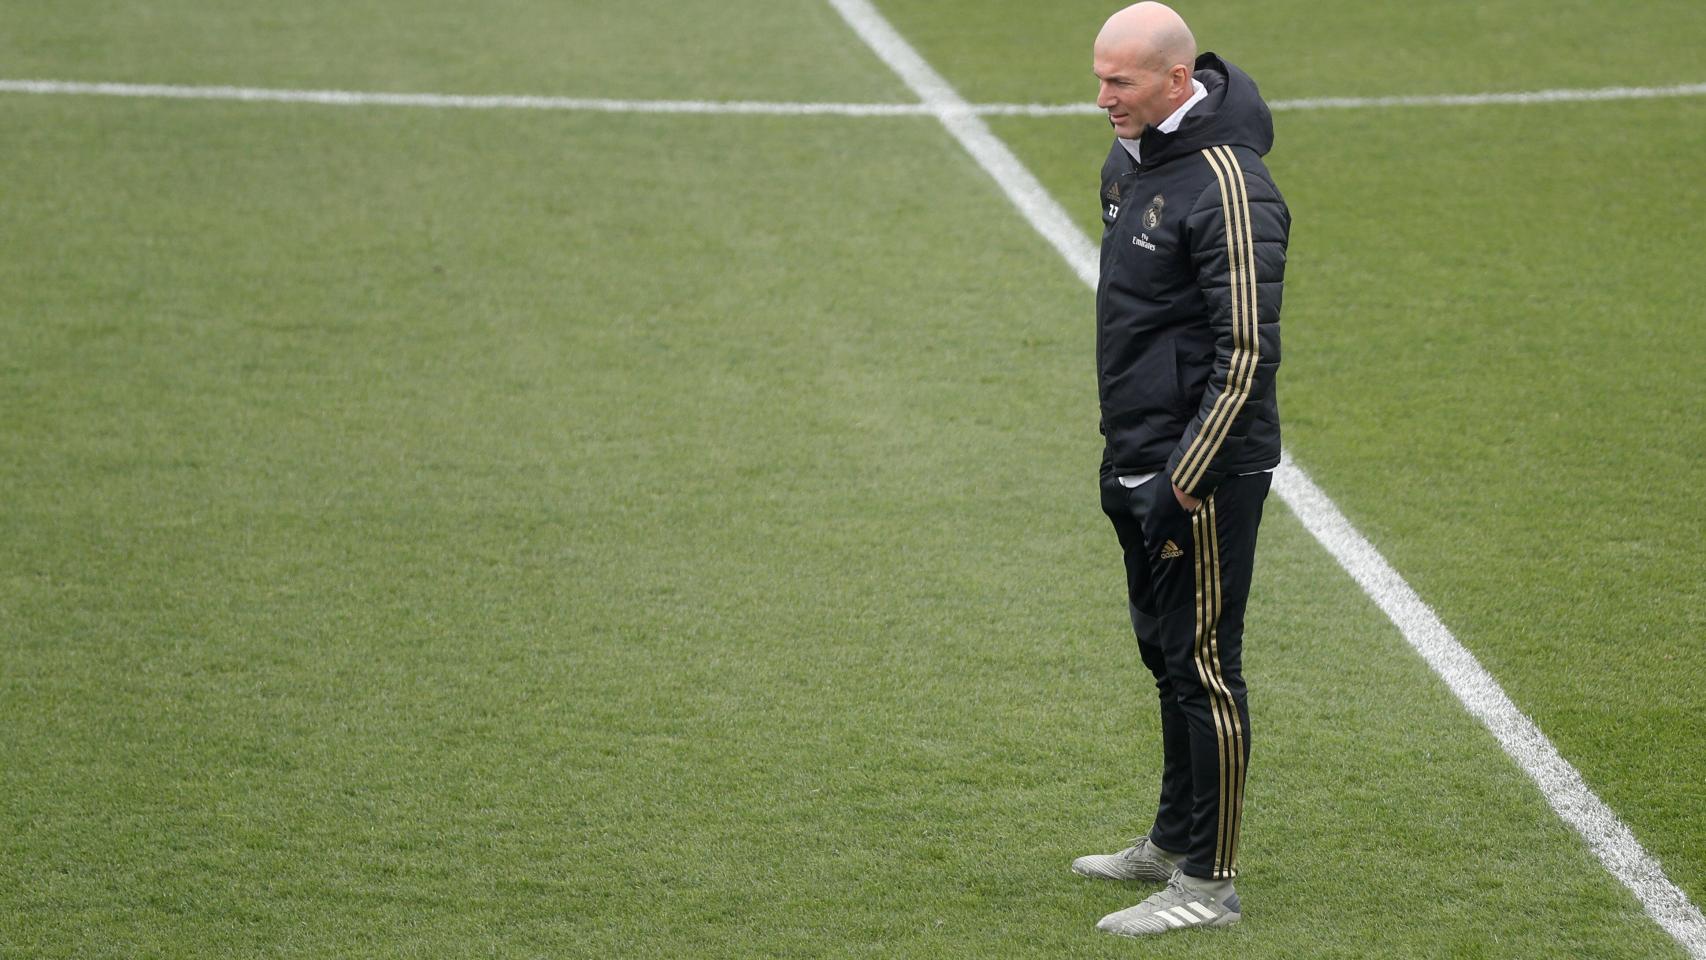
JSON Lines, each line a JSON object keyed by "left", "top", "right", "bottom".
{"left": 1096, "top": 2, "right": 1196, "bottom": 75}
{"left": 1092, "top": 2, "right": 1199, "bottom": 138}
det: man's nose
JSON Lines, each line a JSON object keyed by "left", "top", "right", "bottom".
{"left": 1096, "top": 83, "right": 1115, "bottom": 108}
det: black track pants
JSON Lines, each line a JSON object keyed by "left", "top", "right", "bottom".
{"left": 1100, "top": 470, "right": 1271, "bottom": 881}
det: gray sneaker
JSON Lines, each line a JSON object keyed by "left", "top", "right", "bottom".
{"left": 1096, "top": 870, "right": 1241, "bottom": 936}
{"left": 1070, "top": 837, "right": 1183, "bottom": 882}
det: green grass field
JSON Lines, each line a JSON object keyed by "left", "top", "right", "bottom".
{"left": 3, "top": 1, "right": 1703, "bottom": 957}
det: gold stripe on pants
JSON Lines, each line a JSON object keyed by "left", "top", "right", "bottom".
{"left": 1190, "top": 495, "right": 1246, "bottom": 879}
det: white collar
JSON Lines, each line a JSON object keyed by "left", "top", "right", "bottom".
{"left": 1119, "top": 78, "right": 1208, "bottom": 164}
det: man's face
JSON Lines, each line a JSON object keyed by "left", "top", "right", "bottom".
{"left": 1093, "top": 45, "right": 1172, "bottom": 139}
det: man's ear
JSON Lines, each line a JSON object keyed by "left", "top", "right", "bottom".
{"left": 1171, "top": 63, "right": 1192, "bottom": 94}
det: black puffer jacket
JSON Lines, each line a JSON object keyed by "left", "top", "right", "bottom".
{"left": 1096, "top": 53, "right": 1288, "bottom": 497}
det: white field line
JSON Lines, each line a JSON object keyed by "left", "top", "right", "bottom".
{"left": 7, "top": 78, "right": 1706, "bottom": 117}
{"left": 0, "top": 79, "right": 937, "bottom": 116}
{"left": 821, "top": 1, "right": 1706, "bottom": 957}
{"left": 984, "top": 82, "right": 1706, "bottom": 114}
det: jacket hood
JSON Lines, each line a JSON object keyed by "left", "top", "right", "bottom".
{"left": 1134, "top": 53, "right": 1274, "bottom": 167}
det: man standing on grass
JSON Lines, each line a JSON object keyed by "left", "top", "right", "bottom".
{"left": 1071, "top": 1, "right": 1288, "bottom": 938}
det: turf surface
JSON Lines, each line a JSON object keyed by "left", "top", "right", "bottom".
{"left": 3, "top": 1, "right": 1702, "bottom": 957}
{"left": 0, "top": 0, "right": 910, "bottom": 102}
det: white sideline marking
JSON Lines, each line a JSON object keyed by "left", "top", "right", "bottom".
{"left": 822, "top": 1, "right": 1706, "bottom": 956}
{"left": 978, "top": 82, "right": 1706, "bottom": 115}
{"left": 0, "top": 79, "right": 938, "bottom": 116}
{"left": 1274, "top": 82, "right": 1706, "bottom": 111}
{"left": 8, "top": 78, "right": 1705, "bottom": 117}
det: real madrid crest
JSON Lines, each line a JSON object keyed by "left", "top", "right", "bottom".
{"left": 1142, "top": 194, "right": 1165, "bottom": 230}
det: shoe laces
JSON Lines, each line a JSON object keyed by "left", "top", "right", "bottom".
{"left": 1137, "top": 873, "right": 1190, "bottom": 910}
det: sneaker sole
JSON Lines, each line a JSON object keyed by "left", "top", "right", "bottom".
{"left": 1100, "top": 910, "right": 1240, "bottom": 937}
{"left": 1070, "top": 858, "right": 1172, "bottom": 882}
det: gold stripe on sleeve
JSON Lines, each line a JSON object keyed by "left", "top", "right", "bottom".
{"left": 1174, "top": 146, "right": 1261, "bottom": 493}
